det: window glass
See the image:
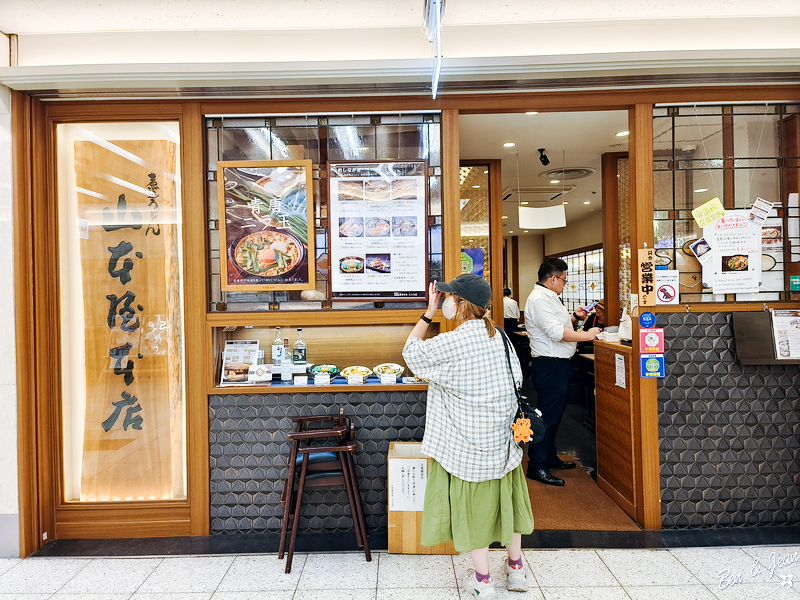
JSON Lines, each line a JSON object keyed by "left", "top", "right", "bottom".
{"left": 57, "top": 122, "right": 186, "bottom": 502}
{"left": 652, "top": 104, "right": 800, "bottom": 303}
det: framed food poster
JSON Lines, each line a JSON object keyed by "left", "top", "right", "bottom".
{"left": 217, "top": 160, "right": 315, "bottom": 291}
{"left": 328, "top": 161, "right": 428, "bottom": 301}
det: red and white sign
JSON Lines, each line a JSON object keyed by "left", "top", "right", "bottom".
{"left": 639, "top": 328, "right": 665, "bottom": 353}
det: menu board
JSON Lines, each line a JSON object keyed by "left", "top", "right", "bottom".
{"left": 217, "top": 160, "right": 315, "bottom": 291}
{"left": 772, "top": 309, "right": 800, "bottom": 360}
{"left": 328, "top": 161, "right": 428, "bottom": 300}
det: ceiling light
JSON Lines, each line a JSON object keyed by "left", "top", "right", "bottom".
{"left": 483, "top": 170, "right": 488, "bottom": 174}
{"left": 524, "top": 230, "right": 529, "bottom": 233}
{"left": 583, "top": 201, "right": 591, "bottom": 204}
{"left": 562, "top": 201, "right": 569, "bottom": 204}
{"left": 616, "top": 131, "right": 630, "bottom": 137}
{"left": 502, "top": 215, "right": 508, "bottom": 219}
{"left": 525, "top": 111, "right": 538, "bottom": 115}
{"left": 538, "top": 148, "right": 550, "bottom": 166}
{"left": 550, "top": 179, "right": 560, "bottom": 184}
{"left": 509, "top": 230, "right": 514, "bottom": 233}
{"left": 503, "top": 142, "right": 516, "bottom": 147}
{"left": 694, "top": 188, "right": 708, "bottom": 193}
{"left": 472, "top": 185, "right": 480, "bottom": 188}
{"left": 520, "top": 202, "right": 529, "bottom": 205}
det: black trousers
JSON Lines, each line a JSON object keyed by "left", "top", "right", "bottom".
{"left": 504, "top": 318, "right": 519, "bottom": 334}
{"left": 527, "top": 356, "right": 574, "bottom": 471}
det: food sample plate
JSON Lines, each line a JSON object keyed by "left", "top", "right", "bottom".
{"left": 341, "top": 366, "right": 372, "bottom": 378}
{"left": 374, "top": 363, "right": 404, "bottom": 378}
{"left": 307, "top": 364, "right": 339, "bottom": 376}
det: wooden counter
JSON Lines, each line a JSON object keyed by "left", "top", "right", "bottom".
{"left": 593, "top": 341, "right": 637, "bottom": 520}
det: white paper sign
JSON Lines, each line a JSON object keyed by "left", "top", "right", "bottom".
{"left": 293, "top": 375, "right": 308, "bottom": 386}
{"left": 748, "top": 197, "right": 774, "bottom": 226}
{"left": 771, "top": 309, "right": 800, "bottom": 360}
{"left": 388, "top": 458, "right": 427, "bottom": 511}
{"left": 654, "top": 270, "right": 680, "bottom": 305}
{"left": 615, "top": 354, "right": 626, "bottom": 389}
{"left": 704, "top": 211, "right": 762, "bottom": 295}
{"left": 314, "top": 374, "right": 331, "bottom": 386}
{"left": 77, "top": 218, "right": 89, "bottom": 239}
{"left": 347, "top": 375, "right": 364, "bottom": 385}
{"left": 380, "top": 373, "right": 397, "bottom": 384}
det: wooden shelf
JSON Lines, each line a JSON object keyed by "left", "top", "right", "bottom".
{"left": 206, "top": 309, "right": 441, "bottom": 327}
{"left": 209, "top": 382, "right": 428, "bottom": 395}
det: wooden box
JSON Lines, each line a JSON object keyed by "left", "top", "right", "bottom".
{"left": 387, "top": 441, "right": 457, "bottom": 555}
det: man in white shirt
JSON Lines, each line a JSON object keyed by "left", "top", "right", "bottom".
{"left": 524, "top": 258, "right": 601, "bottom": 486}
{"left": 503, "top": 288, "right": 520, "bottom": 333}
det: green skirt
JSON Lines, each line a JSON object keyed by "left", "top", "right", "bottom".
{"left": 420, "top": 459, "right": 534, "bottom": 552}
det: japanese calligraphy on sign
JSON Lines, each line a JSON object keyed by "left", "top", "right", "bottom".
{"left": 691, "top": 197, "right": 725, "bottom": 228}
{"left": 637, "top": 248, "right": 656, "bottom": 306}
{"left": 218, "top": 160, "right": 315, "bottom": 291}
{"left": 70, "top": 135, "right": 185, "bottom": 503}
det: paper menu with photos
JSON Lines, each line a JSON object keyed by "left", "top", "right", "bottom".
{"left": 703, "top": 211, "right": 762, "bottom": 295}
{"left": 328, "top": 161, "right": 428, "bottom": 300}
{"left": 771, "top": 310, "right": 800, "bottom": 360}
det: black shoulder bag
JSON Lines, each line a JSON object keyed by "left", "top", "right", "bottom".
{"left": 497, "top": 328, "right": 545, "bottom": 444}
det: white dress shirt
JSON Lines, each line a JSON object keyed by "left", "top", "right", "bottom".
{"left": 524, "top": 283, "right": 576, "bottom": 359}
{"left": 503, "top": 296, "right": 520, "bottom": 320}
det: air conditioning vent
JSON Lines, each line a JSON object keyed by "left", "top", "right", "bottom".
{"left": 538, "top": 167, "right": 596, "bottom": 181}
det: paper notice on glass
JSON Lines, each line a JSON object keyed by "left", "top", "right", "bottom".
{"left": 388, "top": 458, "right": 427, "bottom": 511}
{"left": 704, "top": 211, "right": 762, "bottom": 295}
{"left": 692, "top": 197, "right": 725, "bottom": 228}
{"left": 748, "top": 197, "right": 774, "bottom": 226}
{"left": 771, "top": 309, "right": 800, "bottom": 360}
{"left": 654, "top": 270, "right": 680, "bottom": 304}
{"left": 615, "top": 354, "right": 626, "bottom": 388}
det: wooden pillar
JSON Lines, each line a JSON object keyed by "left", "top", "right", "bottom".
{"left": 628, "top": 104, "right": 662, "bottom": 530}
{"left": 181, "top": 102, "right": 210, "bottom": 536}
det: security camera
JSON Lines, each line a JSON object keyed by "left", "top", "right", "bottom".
{"left": 538, "top": 148, "right": 550, "bottom": 166}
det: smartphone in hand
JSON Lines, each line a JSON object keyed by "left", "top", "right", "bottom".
{"left": 585, "top": 300, "right": 598, "bottom": 312}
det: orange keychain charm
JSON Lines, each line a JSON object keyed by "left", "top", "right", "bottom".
{"left": 512, "top": 415, "right": 533, "bottom": 443}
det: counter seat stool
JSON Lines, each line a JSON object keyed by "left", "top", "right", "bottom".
{"left": 278, "top": 408, "right": 371, "bottom": 573}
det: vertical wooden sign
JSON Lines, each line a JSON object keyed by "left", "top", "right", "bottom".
{"left": 637, "top": 248, "right": 656, "bottom": 307}
{"left": 73, "top": 139, "right": 184, "bottom": 502}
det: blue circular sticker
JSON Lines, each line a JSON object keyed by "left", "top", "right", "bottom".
{"left": 639, "top": 311, "right": 656, "bottom": 328}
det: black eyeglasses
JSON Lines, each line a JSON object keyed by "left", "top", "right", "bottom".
{"left": 554, "top": 275, "right": 568, "bottom": 284}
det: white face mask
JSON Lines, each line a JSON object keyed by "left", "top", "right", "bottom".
{"left": 442, "top": 296, "right": 458, "bottom": 320}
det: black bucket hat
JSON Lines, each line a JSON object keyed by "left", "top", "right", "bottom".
{"left": 435, "top": 274, "right": 492, "bottom": 309}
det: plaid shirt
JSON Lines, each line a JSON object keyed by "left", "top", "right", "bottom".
{"left": 402, "top": 319, "right": 523, "bottom": 483}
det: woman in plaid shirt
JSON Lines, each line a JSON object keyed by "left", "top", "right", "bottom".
{"left": 403, "top": 275, "right": 535, "bottom": 598}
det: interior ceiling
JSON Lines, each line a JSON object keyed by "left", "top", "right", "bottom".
{"left": 2, "top": 0, "right": 798, "bottom": 34}
{"left": 459, "top": 111, "right": 629, "bottom": 237}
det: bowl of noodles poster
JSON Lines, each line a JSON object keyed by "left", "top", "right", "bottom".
{"left": 218, "top": 160, "right": 316, "bottom": 291}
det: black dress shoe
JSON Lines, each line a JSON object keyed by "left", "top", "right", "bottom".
{"left": 548, "top": 460, "right": 577, "bottom": 470}
{"left": 528, "top": 468, "right": 565, "bottom": 486}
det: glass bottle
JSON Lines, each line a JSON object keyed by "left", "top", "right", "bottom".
{"left": 281, "top": 338, "right": 292, "bottom": 381}
{"left": 271, "top": 327, "right": 283, "bottom": 366}
{"left": 293, "top": 328, "right": 307, "bottom": 365}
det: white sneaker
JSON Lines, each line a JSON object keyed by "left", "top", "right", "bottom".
{"left": 506, "top": 560, "right": 529, "bottom": 592}
{"left": 462, "top": 569, "right": 498, "bottom": 598}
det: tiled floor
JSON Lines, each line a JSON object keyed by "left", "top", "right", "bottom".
{"left": 3, "top": 546, "right": 800, "bottom": 600}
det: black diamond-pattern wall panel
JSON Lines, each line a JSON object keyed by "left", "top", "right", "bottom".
{"left": 657, "top": 312, "right": 800, "bottom": 529}
{"left": 209, "top": 391, "right": 427, "bottom": 534}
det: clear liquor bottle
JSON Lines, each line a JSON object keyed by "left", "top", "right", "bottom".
{"left": 281, "top": 338, "right": 292, "bottom": 381}
{"left": 293, "top": 328, "right": 307, "bottom": 365}
{"left": 272, "top": 327, "right": 283, "bottom": 366}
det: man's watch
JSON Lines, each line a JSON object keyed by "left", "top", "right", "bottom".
{"left": 420, "top": 314, "right": 433, "bottom": 324}
{"left": 572, "top": 312, "right": 579, "bottom": 320}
